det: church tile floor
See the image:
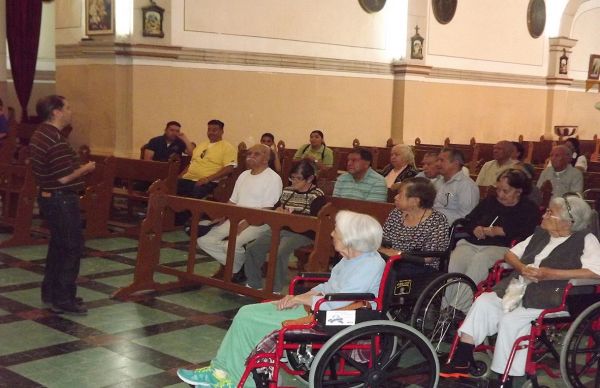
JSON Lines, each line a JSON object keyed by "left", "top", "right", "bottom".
{"left": 0, "top": 231, "right": 566, "bottom": 387}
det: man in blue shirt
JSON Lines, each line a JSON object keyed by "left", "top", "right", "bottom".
{"left": 433, "top": 148, "right": 479, "bottom": 224}
{"left": 143, "top": 120, "right": 187, "bottom": 161}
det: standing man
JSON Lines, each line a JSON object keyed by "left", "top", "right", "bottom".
{"left": 143, "top": 120, "right": 186, "bottom": 161}
{"left": 333, "top": 147, "right": 388, "bottom": 202}
{"left": 434, "top": 148, "right": 479, "bottom": 224}
{"left": 30, "top": 95, "right": 95, "bottom": 315}
{"left": 475, "top": 141, "right": 517, "bottom": 187}
{"left": 537, "top": 145, "right": 584, "bottom": 198}
{"left": 177, "top": 119, "right": 237, "bottom": 199}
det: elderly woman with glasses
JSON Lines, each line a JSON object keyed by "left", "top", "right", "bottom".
{"left": 244, "top": 160, "right": 326, "bottom": 293}
{"left": 379, "top": 144, "right": 418, "bottom": 189}
{"left": 441, "top": 194, "right": 600, "bottom": 385}
{"left": 177, "top": 210, "right": 386, "bottom": 387}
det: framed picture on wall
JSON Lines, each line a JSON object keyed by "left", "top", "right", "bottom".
{"left": 589, "top": 55, "right": 600, "bottom": 80}
{"left": 142, "top": 2, "right": 165, "bottom": 38}
{"left": 86, "top": 0, "right": 114, "bottom": 36}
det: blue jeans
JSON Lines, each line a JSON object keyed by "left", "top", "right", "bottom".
{"left": 38, "top": 191, "right": 84, "bottom": 304}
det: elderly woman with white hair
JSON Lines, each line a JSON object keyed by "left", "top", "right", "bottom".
{"left": 178, "top": 210, "right": 386, "bottom": 387}
{"left": 441, "top": 194, "right": 600, "bottom": 386}
{"left": 380, "top": 144, "right": 418, "bottom": 189}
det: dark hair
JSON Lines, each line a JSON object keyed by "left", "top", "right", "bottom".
{"left": 565, "top": 137, "right": 581, "bottom": 166}
{"left": 261, "top": 132, "right": 275, "bottom": 142}
{"left": 511, "top": 141, "right": 524, "bottom": 161}
{"left": 402, "top": 177, "right": 437, "bottom": 209}
{"left": 165, "top": 121, "right": 181, "bottom": 129}
{"left": 36, "top": 95, "right": 66, "bottom": 122}
{"left": 310, "top": 130, "right": 324, "bottom": 139}
{"left": 422, "top": 151, "right": 440, "bottom": 159}
{"left": 207, "top": 119, "right": 224, "bottom": 129}
{"left": 440, "top": 147, "right": 465, "bottom": 166}
{"left": 292, "top": 159, "right": 317, "bottom": 182}
{"left": 497, "top": 168, "right": 531, "bottom": 196}
{"left": 349, "top": 147, "right": 373, "bottom": 163}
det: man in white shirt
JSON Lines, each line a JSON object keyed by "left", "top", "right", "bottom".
{"left": 198, "top": 144, "right": 282, "bottom": 277}
{"left": 475, "top": 141, "right": 517, "bottom": 187}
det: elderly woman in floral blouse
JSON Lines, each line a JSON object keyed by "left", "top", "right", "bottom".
{"left": 379, "top": 177, "right": 450, "bottom": 267}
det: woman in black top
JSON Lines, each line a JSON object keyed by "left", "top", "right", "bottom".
{"left": 447, "top": 168, "right": 540, "bottom": 312}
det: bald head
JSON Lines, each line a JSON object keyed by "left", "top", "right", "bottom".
{"left": 493, "top": 141, "right": 514, "bottom": 164}
{"left": 549, "top": 145, "right": 571, "bottom": 172}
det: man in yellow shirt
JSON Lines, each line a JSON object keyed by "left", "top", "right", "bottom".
{"left": 177, "top": 119, "right": 237, "bottom": 199}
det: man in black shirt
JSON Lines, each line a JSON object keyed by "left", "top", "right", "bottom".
{"left": 143, "top": 121, "right": 188, "bottom": 161}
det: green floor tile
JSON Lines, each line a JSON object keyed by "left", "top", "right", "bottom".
{"left": 120, "top": 247, "right": 202, "bottom": 265}
{"left": 94, "top": 272, "right": 178, "bottom": 288}
{"left": 79, "top": 256, "right": 132, "bottom": 276}
{"left": 85, "top": 237, "right": 139, "bottom": 251}
{"left": 2, "top": 286, "right": 108, "bottom": 309}
{"left": 0, "top": 321, "right": 76, "bottom": 356}
{"left": 161, "top": 230, "right": 191, "bottom": 243}
{"left": 8, "top": 347, "right": 162, "bottom": 387}
{"left": 0, "top": 268, "right": 43, "bottom": 286}
{"left": 157, "top": 287, "right": 250, "bottom": 314}
{"left": 0, "top": 244, "right": 48, "bottom": 261}
{"left": 132, "top": 324, "right": 227, "bottom": 363}
{"left": 61, "top": 302, "right": 181, "bottom": 333}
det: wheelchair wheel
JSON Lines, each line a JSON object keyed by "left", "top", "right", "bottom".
{"left": 308, "top": 320, "right": 439, "bottom": 388}
{"left": 410, "top": 272, "right": 476, "bottom": 356}
{"left": 560, "top": 300, "right": 600, "bottom": 387}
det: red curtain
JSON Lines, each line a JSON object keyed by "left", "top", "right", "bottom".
{"left": 6, "top": 0, "right": 42, "bottom": 123}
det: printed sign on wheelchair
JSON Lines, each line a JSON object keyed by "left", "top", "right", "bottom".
{"left": 395, "top": 279, "right": 412, "bottom": 295}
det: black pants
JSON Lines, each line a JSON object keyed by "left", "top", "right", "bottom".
{"left": 176, "top": 178, "right": 217, "bottom": 199}
{"left": 38, "top": 191, "right": 84, "bottom": 304}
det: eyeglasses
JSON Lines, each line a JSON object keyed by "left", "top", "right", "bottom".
{"left": 289, "top": 175, "right": 304, "bottom": 182}
{"left": 562, "top": 193, "right": 575, "bottom": 223}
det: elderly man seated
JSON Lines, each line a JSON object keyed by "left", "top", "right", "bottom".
{"left": 433, "top": 148, "right": 479, "bottom": 224}
{"left": 333, "top": 147, "right": 388, "bottom": 202}
{"left": 537, "top": 145, "right": 583, "bottom": 198}
{"left": 475, "top": 141, "right": 518, "bottom": 187}
{"left": 441, "top": 194, "right": 600, "bottom": 386}
{"left": 197, "top": 144, "right": 282, "bottom": 279}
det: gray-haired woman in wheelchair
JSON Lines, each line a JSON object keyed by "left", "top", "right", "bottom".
{"left": 441, "top": 194, "right": 600, "bottom": 386}
{"left": 177, "top": 210, "right": 385, "bottom": 387}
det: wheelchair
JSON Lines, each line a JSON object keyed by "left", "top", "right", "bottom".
{"left": 561, "top": 296, "right": 600, "bottom": 387}
{"left": 240, "top": 251, "right": 476, "bottom": 387}
{"left": 444, "top": 270, "right": 600, "bottom": 388}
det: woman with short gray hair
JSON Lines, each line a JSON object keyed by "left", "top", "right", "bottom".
{"left": 380, "top": 144, "right": 418, "bottom": 189}
{"left": 442, "top": 194, "right": 600, "bottom": 385}
{"left": 178, "top": 210, "right": 386, "bottom": 387}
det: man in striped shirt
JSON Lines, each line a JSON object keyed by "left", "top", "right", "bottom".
{"left": 333, "top": 147, "right": 388, "bottom": 202}
{"left": 30, "top": 95, "right": 96, "bottom": 315}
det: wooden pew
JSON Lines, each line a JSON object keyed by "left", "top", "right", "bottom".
{"left": 413, "top": 138, "right": 442, "bottom": 165}
{"left": 112, "top": 187, "right": 336, "bottom": 300}
{"left": 0, "top": 163, "right": 40, "bottom": 247}
{"left": 293, "top": 196, "right": 396, "bottom": 271}
{"left": 88, "top": 155, "right": 181, "bottom": 235}
{"left": 79, "top": 157, "right": 117, "bottom": 238}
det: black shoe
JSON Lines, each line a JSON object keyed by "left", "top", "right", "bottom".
{"left": 439, "top": 360, "right": 471, "bottom": 378}
{"left": 51, "top": 301, "right": 88, "bottom": 315}
{"left": 232, "top": 269, "right": 247, "bottom": 284}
